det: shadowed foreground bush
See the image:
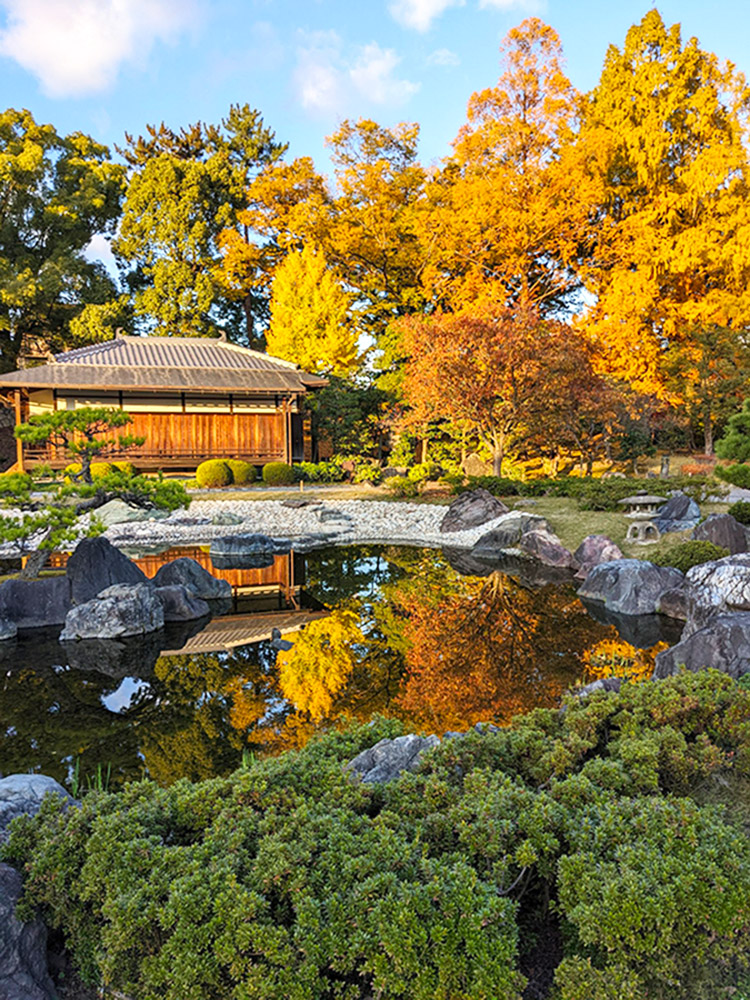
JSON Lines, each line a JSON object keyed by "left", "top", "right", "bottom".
{"left": 4, "top": 672, "right": 750, "bottom": 1000}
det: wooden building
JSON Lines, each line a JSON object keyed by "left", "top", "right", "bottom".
{"left": 0, "top": 335, "right": 327, "bottom": 471}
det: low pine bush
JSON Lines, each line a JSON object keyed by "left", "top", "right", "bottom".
{"left": 729, "top": 500, "right": 750, "bottom": 525}
{"left": 195, "top": 459, "right": 233, "bottom": 488}
{"left": 385, "top": 474, "right": 420, "bottom": 498}
{"left": 650, "top": 540, "right": 729, "bottom": 573}
{"left": 4, "top": 672, "right": 750, "bottom": 1000}
{"left": 262, "top": 461, "right": 295, "bottom": 486}
{"left": 716, "top": 463, "right": 750, "bottom": 490}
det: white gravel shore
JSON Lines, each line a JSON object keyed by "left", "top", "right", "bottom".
{"left": 99, "top": 499, "right": 507, "bottom": 552}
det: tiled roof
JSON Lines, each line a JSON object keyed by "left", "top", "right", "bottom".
{"left": 0, "top": 336, "right": 327, "bottom": 393}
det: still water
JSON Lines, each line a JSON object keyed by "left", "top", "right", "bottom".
{"left": 0, "top": 545, "right": 682, "bottom": 790}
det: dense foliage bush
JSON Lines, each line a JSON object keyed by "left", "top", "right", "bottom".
{"left": 407, "top": 462, "right": 442, "bottom": 483}
{"left": 223, "top": 459, "right": 257, "bottom": 485}
{"left": 716, "top": 463, "right": 750, "bottom": 489}
{"left": 650, "top": 540, "right": 729, "bottom": 573}
{"left": 294, "top": 459, "right": 347, "bottom": 483}
{"left": 455, "top": 474, "right": 721, "bottom": 510}
{"left": 262, "top": 461, "right": 296, "bottom": 486}
{"left": 729, "top": 500, "right": 750, "bottom": 525}
{"left": 64, "top": 461, "right": 113, "bottom": 482}
{"left": 353, "top": 462, "right": 383, "bottom": 485}
{"left": 716, "top": 399, "right": 750, "bottom": 463}
{"left": 195, "top": 459, "right": 233, "bottom": 488}
{"left": 4, "top": 672, "right": 750, "bottom": 1000}
{"left": 385, "top": 475, "right": 420, "bottom": 498}
{"left": 110, "top": 460, "right": 137, "bottom": 477}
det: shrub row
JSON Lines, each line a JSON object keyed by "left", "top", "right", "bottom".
{"left": 4, "top": 672, "right": 750, "bottom": 1000}
{"left": 195, "top": 459, "right": 258, "bottom": 488}
{"left": 453, "top": 474, "right": 721, "bottom": 510}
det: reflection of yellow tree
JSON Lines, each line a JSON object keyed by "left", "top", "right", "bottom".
{"left": 582, "top": 639, "right": 668, "bottom": 686}
{"left": 396, "top": 573, "right": 605, "bottom": 732}
{"left": 277, "top": 610, "right": 364, "bottom": 721}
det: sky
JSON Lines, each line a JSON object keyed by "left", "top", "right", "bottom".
{"left": 1, "top": 0, "right": 749, "bottom": 176}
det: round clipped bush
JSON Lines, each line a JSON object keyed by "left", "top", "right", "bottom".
{"left": 262, "top": 461, "right": 295, "bottom": 486}
{"left": 195, "top": 459, "right": 233, "bottom": 488}
{"left": 64, "top": 462, "right": 113, "bottom": 482}
{"left": 651, "top": 540, "right": 729, "bottom": 573}
{"left": 110, "top": 460, "right": 137, "bottom": 477}
{"left": 729, "top": 500, "right": 750, "bottom": 525}
{"left": 224, "top": 459, "right": 256, "bottom": 485}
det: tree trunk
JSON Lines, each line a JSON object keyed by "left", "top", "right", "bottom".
{"left": 493, "top": 448, "right": 503, "bottom": 476}
{"left": 20, "top": 546, "right": 50, "bottom": 580}
{"left": 704, "top": 415, "right": 714, "bottom": 456}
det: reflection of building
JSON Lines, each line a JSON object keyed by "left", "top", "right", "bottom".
{"left": 0, "top": 335, "right": 326, "bottom": 471}
{"left": 161, "top": 610, "right": 328, "bottom": 656}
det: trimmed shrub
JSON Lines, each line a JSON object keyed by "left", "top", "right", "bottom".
{"left": 729, "top": 500, "right": 750, "bottom": 525}
{"left": 353, "top": 463, "right": 383, "bottom": 485}
{"left": 651, "top": 540, "right": 729, "bottom": 573}
{"left": 385, "top": 475, "right": 420, "bottom": 498}
{"left": 195, "top": 459, "right": 233, "bottom": 489}
{"left": 110, "top": 460, "right": 137, "bottom": 477}
{"left": 224, "top": 459, "right": 256, "bottom": 485}
{"left": 294, "top": 459, "right": 347, "bottom": 483}
{"left": 262, "top": 461, "right": 295, "bottom": 486}
{"left": 63, "top": 462, "right": 113, "bottom": 482}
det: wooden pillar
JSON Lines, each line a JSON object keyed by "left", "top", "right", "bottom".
{"left": 281, "top": 398, "right": 291, "bottom": 463}
{"left": 286, "top": 397, "right": 293, "bottom": 463}
{"left": 14, "top": 390, "right": 24, "bottom": 472}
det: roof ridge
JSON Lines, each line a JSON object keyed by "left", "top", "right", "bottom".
{"left": 220, "top": 340, "right": 300, "bottom": 370}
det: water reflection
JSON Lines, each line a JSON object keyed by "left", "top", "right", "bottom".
{"left": 0, "top": 545, "right": 680, "bottom": 790}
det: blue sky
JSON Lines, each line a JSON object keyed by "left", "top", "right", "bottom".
{"left": 1, "top": 0, "right": 748, "bottom": 175}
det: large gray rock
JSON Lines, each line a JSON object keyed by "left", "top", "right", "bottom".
{"left": 345, "top": 734, "right": 440, "bottom": 784}
{"left": 682, "top": 553, "right": 750, "bottom": 636}
{"left": 440, "top": 488, "right": 509, "bottom": 533}
{"left": 692, "top": 514, "right": 748, "bottom": 555}
{"left": 471, "top": 511, "right": 550, "bottom": 560}
{"left": 66, "top": 536, "right": 147, "bottom": 605}
{"left": 0, "top": 618, "right": 16, "bottom": 640}
{"left": 0, "top": 576, "right": 71, "bottom": 630}
{"left": 60, "top": 583, "right": 164, "bottom": 640}
{"left": 93, "top": 498, "right": 169, "bottom": 528}
{"left": 654, "top": 613, "right": 750, "bottom": 679}
{"left": 0, "top": 774, "right": 72, "bottom": 844}
{"left": 154, "top": 585, "right": 210, "bottom": 622}
{"left": 0, "top": 863, "right": 57, "bottom": 999}
{"left": 517, "top": 528, "right": 578, "bottom": 569}
{"left": 656, "top": 585, "right": 689, "bottom": 621}
{"left": 152, "top": 557, "right": 231, "bottom": 600}
{"left": 653, "top": 492, "right": 701, "bottom": 534}
{"left": 573, "top": 535, "right": 624, "bottom": 580}
{"left": 577, "top": 559, "right": 684, "bottom": 616}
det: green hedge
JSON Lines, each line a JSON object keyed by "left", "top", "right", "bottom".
{"left": 223, "top": 459, "right": 257, "bottom": 485}
{"left": 729, "top": 500, "right": 750, "bottom": 525}
{"left": 262, "top": 461, "right": 296, "bottom": 486}
{"left": 716, "top": 463, "right": 750, "bottom": 489}
{"left": 4, "top": 672, "right": 750, "bottom": 1000}
{"left": 650, "top": 540, "right": 729, "bottom": 573}
{"left": 454, "top": 475, "right": 721, "bottom": 511}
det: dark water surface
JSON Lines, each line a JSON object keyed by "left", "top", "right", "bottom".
{"left": 0, "top": 545, "right": 682, "bottom": 790}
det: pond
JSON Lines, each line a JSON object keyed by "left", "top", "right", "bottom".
{"left": 0, "top": 544, "right": 682, "bottom": 791}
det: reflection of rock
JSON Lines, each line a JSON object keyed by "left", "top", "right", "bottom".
{"left": 577, "top": 559, "right": 684, "bottom": 615}
{"left": 210, "top": 534, "right": 291, "bottom": 569}
{"left": 0, "top": 863, "right": 57, "bottom": 999}
{"left": 573, "top": 535, "right": 624, "bottom": 580}
{"left": 0, "top": 616, "right": 16, "bottom": 640}
{"left": 442, "top": 547, "right": 494, "bottom": 578}
{"left": 153, "top": 557, "right": 231, "bottom": 600}
{"left": 345, "top": 734, "right": 440, "bottom": 784}
{"left": 154, "top": 585, "right": 210, "bottom": 622}
{"left": 653, "top": 492, "right": 701, "bottom": 534}
{"left": 0, "top": 576, "right": 71, "bottom": 630}
{"left": 270, "top": 627, "right": 294, "bottom": 652}
{"left": 692, "top": 513, "right": 748, "bottom": 554}
{"left": 59, "top": 631, "right": 164, "bottom": 677}
{"left": 66, "top": 536, "right": 147, "bottom": 605}
{"left": 471, "top": 512, "right": 550, "bottom": 559}
{"left": 654, "top": 613, "right": 750, "bottom": 680}
{"left": 518, "top": 528, "right": 578, "bottom": 570}
{"left": 0, "top": 774, "right": 73, "bottom": 842}
{"left": 440, "top": 488, "right": 508, "bottom": 533}
{"left": 462, "top": 549, "right": 577, "bottom": 587}
{"left": 61, "top": 583, "right": 164, "bottom": 640}
{"left": 211, "top": 551, "right": 276, "bottom": 570}
{"left": 580, "top": 598, "right": 684, "bottom": 649}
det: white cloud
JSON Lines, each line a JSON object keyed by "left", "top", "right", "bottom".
{"left": 83, "top": 233, "right": 117, "bottom": 275}
{"left": 388, "top": 0, "right": 464, "bottom": 32}
{"left": 427, "top": 47, "right": 460, "bottom": 67}
{"left": 0, "top": 0, "right": 199, "bottom": 97}
{"left": 294, "top": 32, "right": 419, "bottom": 115}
